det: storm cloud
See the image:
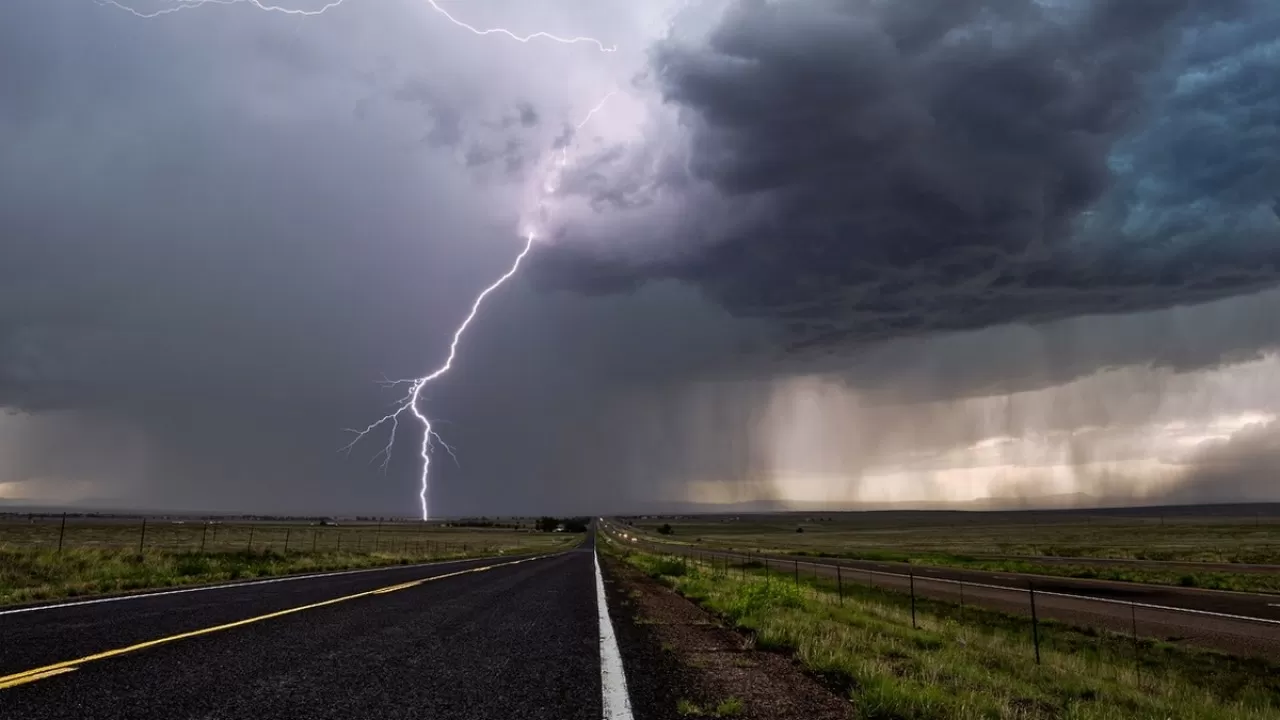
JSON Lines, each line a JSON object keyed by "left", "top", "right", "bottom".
{"left": 534, "top": 0, "right": 1280, "bottom": 352}
{"left": 3, "top": 0, "right": 1280, "bottom": 515}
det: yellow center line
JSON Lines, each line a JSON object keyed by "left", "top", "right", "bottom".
{"left": 0, "top": 667, "right": 78, "bottom": 690}
{"left": 0, "top": 554, "right": 548, "bottom": 690}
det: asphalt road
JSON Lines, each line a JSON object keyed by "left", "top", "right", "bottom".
{"left": 602, "top": 523, "right": 1280, "bottom": 659}
{"left": 0, "top": 541, "right": 624, "bottom": 720}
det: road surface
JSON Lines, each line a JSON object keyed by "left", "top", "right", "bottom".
{"left": 0, "top": 535, "right": 634, "bottom": 720}
{"left": 602, "top": 522, "right": 1280, "bottom": 659}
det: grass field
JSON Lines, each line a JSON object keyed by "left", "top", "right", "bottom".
{"left": 628, "top": 508, "right": 1280, "bottom": 593}
{"left": 607, "top": 543, "right": 1280, "bottom": 720}
{"left": 0, "top": 515, "right": 578, "bottom": 606}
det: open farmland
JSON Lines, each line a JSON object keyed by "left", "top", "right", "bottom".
{"left": 626, "top": 505, "right": 1280, "bottom": 594}
{"left": 0, "top": 513, "right": 578, "bottom": 606}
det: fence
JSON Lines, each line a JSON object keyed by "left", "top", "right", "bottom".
{"left": 0, "top": 514, "right": 511, "bottom": 558}
{"left": 602, "top": 525, "right": 1280, "bottom": 662}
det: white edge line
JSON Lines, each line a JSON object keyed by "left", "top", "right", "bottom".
{"left": 608, "top": 529, "right": 1280, "bottom": 628}
{"left": 594, "top": 545, "right": 634, "bottom": 720}
{"left": 0, "top": 551, "right": 557, "bottom": 618}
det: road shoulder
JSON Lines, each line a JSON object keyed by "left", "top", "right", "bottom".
{"left": 600, "top": 557, "right": 854, "bottom": 720}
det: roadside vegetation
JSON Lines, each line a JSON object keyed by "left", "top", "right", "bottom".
{"left": 0, "top": 518, "right": 577, "bottom": 606}
{"left": 609, "top": 544, "right": 1280, "bottom": 720}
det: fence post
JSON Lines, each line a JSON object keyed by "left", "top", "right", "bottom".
{"left": 765, "top": 557, "right": 770, "bottom": 587}
{"left": 836, "top": 563, "right": 843, "bottom": 606}
{"left": 1130, "top": 602, "right": 1140, "bottom": 666}
{"left": 312, "top": 530, "right": 318, "bottom": 553}
{"left": 57, "top": 512, "right": 67, "bottom": 554}
{"left": 284, "top": 528, "right": 291, "bottom": 553}
{"left": 909, "top": 569, "right": 917, "bottom": 629}
{"left": 959, "top": 580, "right": 965, "bottom": 617}
{"left": 794, "top": 559, "right": 800, "bottom": 588}
{"left": 247, "top": 526, "right": 254, "bottom": 552}
{"left": 336, "top": 532, "right": 342, "bottom": 552}
{"left": 868, "top": 568, "right": 873, "bottom": 589}
{"left": 201, "top": 522, "right": 208, "bottom": 553}
{"left": 138, "top": 518, "right": 148, "bottom": 554}
{"left": 1029, "top": 581, "right": 1041, "bottom": 665}
{"left": 375, "top": 520, "right": 383, "bottom": 550}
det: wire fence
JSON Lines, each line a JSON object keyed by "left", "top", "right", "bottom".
{"left": 606, "top": 528, "right": 1280, "bottom": 662}
{"left": 0, "top": 514, "right": 527, "bottom": 558}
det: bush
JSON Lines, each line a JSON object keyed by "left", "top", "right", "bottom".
{"left": 658, "top": 523, "right": 674, "bottom": 535}
{"left": 652, "top": 558, "right": 688, "bottom": 577}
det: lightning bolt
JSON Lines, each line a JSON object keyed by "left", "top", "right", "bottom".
{"left": 342, "top": 93, "right": 614, "bottom": 519}
{"left": 95, "top": 0, "right": 618, "bottom": 52}
{"left": 104, "top": 0, "right": 621, "bottom": 518}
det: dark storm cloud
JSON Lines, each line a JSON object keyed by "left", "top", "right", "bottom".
{"left": 534, "top": 0, "right": 1280, "bottom": 354}
{"left": 0, "top": 0, "right": 645, "bottom": 514}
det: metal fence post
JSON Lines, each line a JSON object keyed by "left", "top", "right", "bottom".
{"left": 57, "top": 512, "right": 67, "bottom": 554}
{"left": 1131, "top": 602, "right": 1140, "bottom": 666}
{"left": 247, "top": 526, "right": 254, "bottom": 552}
{"left": 284, "top": 528, "right": 291, "bottom": 553}
{"left": 1029, "top": 581, "right": 1041, "bottom": 665}
{"left": 794, "top": 559, "right": 800, "bottom": 588}
{"left": 909, "top": 570, "right": 917, "bottom": 629}
{"left": 312, "top": 530, "right": 318, "bottom": 553}
{"left": 201, "top": 522, "right": 208, "bottom": 553}
{"left": 138, "top": 518, "right": 148, "bottom": 554}
{"left": 836, "top": 563, "right": 843, "bottom": 606}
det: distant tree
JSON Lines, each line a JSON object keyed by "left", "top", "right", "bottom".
{"left": 795, "top": 527, "right": 805, "bottom": 533}
{"left": 563, "top": 518, "right": 588, "bottom": 533}
{"left": 658, "top": 523, "right": 674, "bottom": 535}
{"left": 536, "top": 516, "right": 559, "bottom": 532}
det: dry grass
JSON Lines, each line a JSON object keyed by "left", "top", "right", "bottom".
{"left": 0, "top": 519, "right": 574, "bottom": 605}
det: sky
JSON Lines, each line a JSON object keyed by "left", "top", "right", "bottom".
{"left": 1, "top": 0, "right": 1278, "bottom": 516}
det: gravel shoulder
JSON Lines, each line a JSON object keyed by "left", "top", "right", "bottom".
{"left": 601, "top": 556, "right": 854, "bottom": 720}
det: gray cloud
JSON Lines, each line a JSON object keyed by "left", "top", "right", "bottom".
{"left": 5, "top": 0, "right": 1279, "bottom": 517}
{"left": 534, "top": 0, "right": 1280, "bottom": 355}
{"left": 0, "top": 0, "right": 660, "bottom": 514}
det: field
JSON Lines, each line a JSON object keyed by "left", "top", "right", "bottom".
{"left": 627, "top": 506, "right": 1280, "bottom": 593}
{"left": 0, "top": 514, "right": 578, "bottom": 606}
{"left": 606, "top": 543, "right": 1280, "bottom": 720}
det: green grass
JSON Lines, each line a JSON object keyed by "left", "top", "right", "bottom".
{"left": 778, "top": 550, "right": 1280, "bottom": 595}
{"left": 613, "top": 547, "right": 1280, "bottom": 720}
{"left": 630, "top": 514, "right": 1280, "bottom": 564}
{"left": 626, "top": 513, "right": 1280, "bottom": 594}
{"left": 0, "top": 524, "right": 576, "bottom": 606}
{"left": 715, "top": 697, "right": 745, "bottom": 717}
{"left": 677, "top": 699, "right": 703, "bottom": 716}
